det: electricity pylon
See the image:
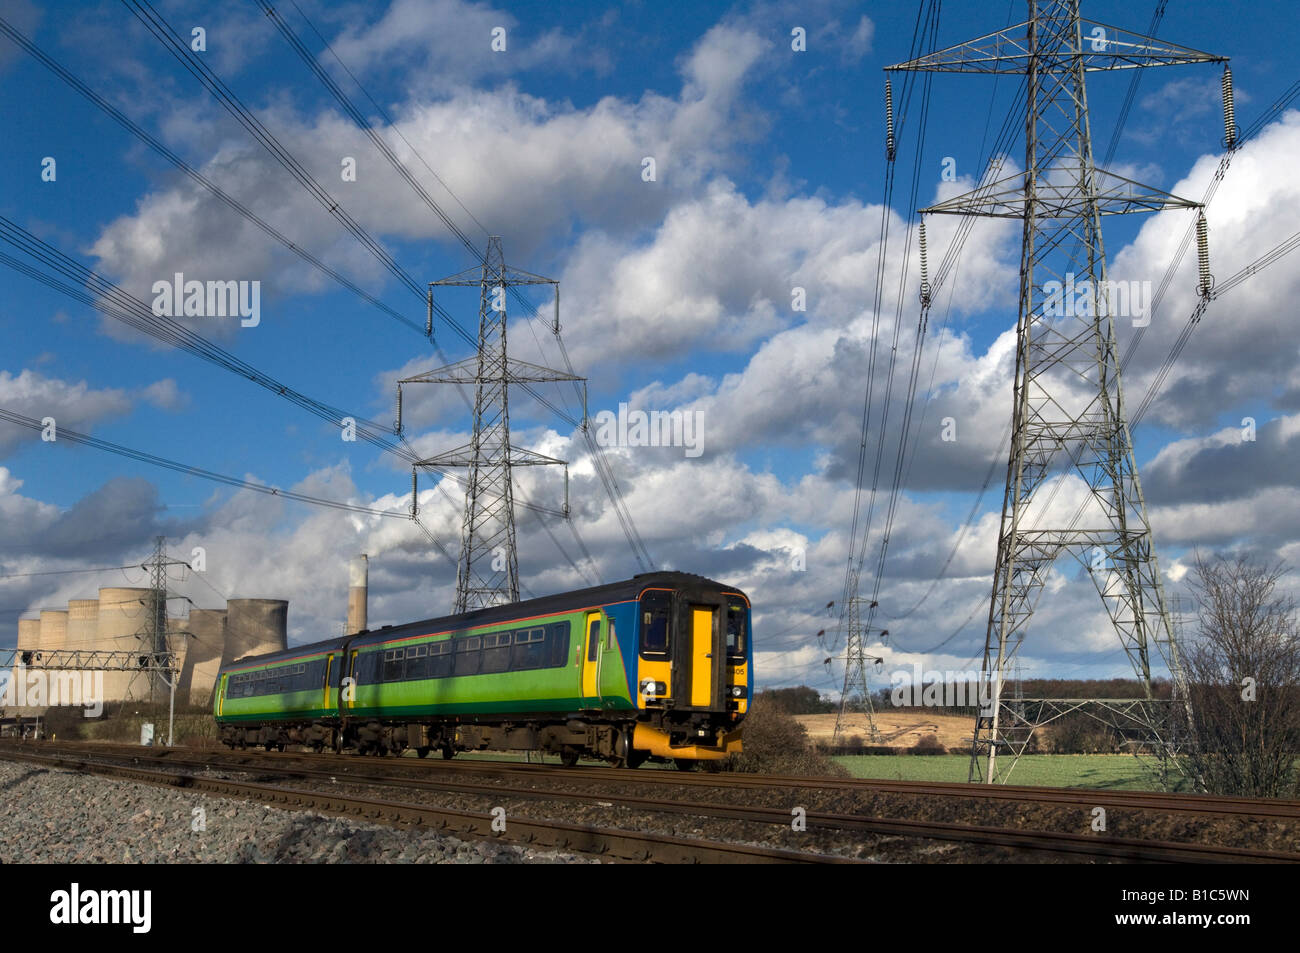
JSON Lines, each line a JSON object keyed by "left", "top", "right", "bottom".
{"left": 126, "top": 535, "right": 188, "bottom": 705}
{"left": 397, "top": 237, "right": 584, "bottom": 612}
{"left": 887, "top": 1, "right": 1227, "bottom": 782}
{"left": 832, "top": 578, "right": 887, "bottom": 745}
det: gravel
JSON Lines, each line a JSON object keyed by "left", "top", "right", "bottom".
{"left": 0, "top": 760, "right": 596, "bottom": 863}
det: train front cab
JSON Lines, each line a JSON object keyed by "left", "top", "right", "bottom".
{"left": 631, "top": 580, "right": 748, "bottom": 762}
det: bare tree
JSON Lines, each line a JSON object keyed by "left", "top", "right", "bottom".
{"left": 1182, "top": 553, "right": 1300, "bottom": 797}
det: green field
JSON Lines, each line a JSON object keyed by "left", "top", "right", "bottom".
{"left": 833, "top": 753, "right": 1193, "bottom": 791}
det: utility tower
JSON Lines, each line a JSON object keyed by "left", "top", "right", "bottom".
{"left": 131, "top": 535, "right": 188, "bottom": 703}
{"left": 398, "top": 237, "right": 584, "bottom": 612}
{"left": 887, "top": 2, "right": 1228, "bottom": 782}
{"left": 833, "top": 574, "right": 886, "bottom": 744}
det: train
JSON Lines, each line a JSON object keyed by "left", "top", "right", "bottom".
{"left": 213, "top": 571, "right": 750, "bottom": 767}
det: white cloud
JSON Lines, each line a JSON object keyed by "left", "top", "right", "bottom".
{"left": 0, "top": 370, "right": 135, "bottom": 454}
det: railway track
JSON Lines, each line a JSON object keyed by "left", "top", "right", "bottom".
{"left": 0, "top": 746, "right": 851, "bottom": 864}
{"left": 4, "top": 741, "right": 1298, "bottom": 863}
{"left": 14, "top": 739, "right": 1297, "bottom": 821}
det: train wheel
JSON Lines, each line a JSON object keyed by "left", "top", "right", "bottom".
{"left": 560, "top": 747, "right": 580, "bottom": 768}
{"left": 613, "top": 727, "right": 637, "bottom": 769}
{"left": 626, "top": 750, "right": 648, "bottom": 770}
{"left": 673, "top": 759, "right": 696, "bottom": 771}
{"left": 416, "top": 746, "right": 431, "bottom": 759}
{"left": 441, "top": 743, "right": 455, "bottom": 760}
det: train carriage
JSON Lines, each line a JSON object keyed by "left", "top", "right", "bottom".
{"left": 214, "top": 571, "right": 749, "bottom": 766}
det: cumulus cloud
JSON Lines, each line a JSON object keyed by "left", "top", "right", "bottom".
{"left": 87, "top": 21, "right": 771, "bottom": 313}
{"left": 0, "top": 369, "right": 134, "bottom": 454}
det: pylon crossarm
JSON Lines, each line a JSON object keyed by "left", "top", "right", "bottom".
{"left": 888, "top": 21, "right": 1220, "bottom": 74}
{"left": 886, "top": 21, "right": 1034, "bottom": 74}
{"left": 417, "top": 445, "right": 567, "bottom": 469}
{"left": 431, "top": 267, "right": 556, "bottom": 287}
{"left": 502, "top": 357, "right": 586, "bottom": 383}
{"left": 399, "top": 357, "right": 481, "bottom": 384}
{"left": 923, "top": 169, "right": 1201, "bottom": 218}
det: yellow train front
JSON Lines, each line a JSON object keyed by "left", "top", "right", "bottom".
{"left": 622, "top": 572, "right": 749, "bottom": 766}
{"left": 214, "top": 571, "right": 749, "bottom": 768}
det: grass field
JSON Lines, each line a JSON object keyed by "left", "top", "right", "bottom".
{"left": 833, "top": 753, "right": 1192, "bottom": 791}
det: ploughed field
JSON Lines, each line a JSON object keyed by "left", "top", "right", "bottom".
{"left": 796, "top": 711, "right": 974, "bottom": 749}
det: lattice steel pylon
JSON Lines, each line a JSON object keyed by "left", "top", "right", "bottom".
{"left": 114, "top": 536, "right": 189, "bottom": 706}
{"left": 887, "top": 2, "right": 1226, "bottom": 783}
{"left": 397, "top": 237, "right": 585, "bottom": 613}
{"left": 832, "top": 571, "right": 888, "bottom": 744}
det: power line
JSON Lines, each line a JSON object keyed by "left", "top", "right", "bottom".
{"left": 196, "top": 0, "right": 649, "bottom": 574}
{"left": 0, "top": 406, "right": 410, "bottom": 520}
{"left": 0, "top": 14, "right": 424, "bottom": 337}
{"left": 0, "top": 564, "right": 141, "bottom": 580}
{"left": 120, "top": 0, "right": 438, "bottom": 314}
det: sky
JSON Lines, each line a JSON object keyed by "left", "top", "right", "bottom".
{"left": 2, "top": 0, "right": 1298, "bottom": 698}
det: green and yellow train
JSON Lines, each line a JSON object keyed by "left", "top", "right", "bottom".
{"left": 214, "top": 572, "right": 749, "bottom": 767}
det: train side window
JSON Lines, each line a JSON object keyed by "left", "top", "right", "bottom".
{"left": 405, "top": 644, "right": 427, "bottom": 680}
{"left": 454, "top": 636, "right": 481, "bottom": 676}
{"left": 382, "top": 648, "right": 404, "bottom": 681}
{"left": 429, "top": 641, "right": 453, "bottom": 677}
{"left": 639, "top": 590, "right": 671, "bottom": 658}
{"left": 482, "top": 632, "right": 512, "bottom": 674}
{"left": 513, "top": 627, "right": 546, "bottom": 670}
{"left": 726, "top": 603, "right": 747, "bottom": 660}
{"left": 587, "top": 619, "right": 600, "bottom": 661}
{"left": 357, "top": 651, "right": 379, "bottom": 684}
{"left": 548, "top": 623, "right": 570, "bottom": 668}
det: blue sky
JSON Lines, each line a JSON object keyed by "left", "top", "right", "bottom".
{"left": 3, "top": 0, "right": 1299, "bottom": 697}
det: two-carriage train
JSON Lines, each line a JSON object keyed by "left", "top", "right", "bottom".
{"left": 214, "top": 572, "right": 749, "bottom": 767}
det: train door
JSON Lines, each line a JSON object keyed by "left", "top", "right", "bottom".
{"left": 582, "top": 611, "right": 602, "bottom": 703}
{"left": 323, "top": 653, "right": 334, "bottom": 711}
{"left": 216, "top": 674, "right": 227, "bottom": 716}
{"left": 345, "top": 650, "right": 359, "bottom": 710}
{"left": 690, "top": 605, "right": 716, "bottom": 707}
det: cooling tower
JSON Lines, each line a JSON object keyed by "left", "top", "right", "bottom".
{"left": 66, "top": 599, "right": 99, "bottom": 651}
{"left": 97, "top": 587, "right": 151, "bottom": 703}
{"left": 347, "top": 554, "right": 368, "bottom": 635}
{"left": 166, "top": 617, "right": 186, "bottom": 667}
{"left": 38, "top": 610, "right": 69, "bottom": 655}
{"left": 161, "top": 616, "right": 186, "bottom": 699}
{"left": 177, "top": 608, "right": 226, "bottom": 706}
{"left": 16, "top": 617, "right": 40, "bottom": 656}
{"left": 9, "top": 619, "right": 42, "bottom": 715}
{"left": 222, "top": 599, "right": 288, "bottom": 665}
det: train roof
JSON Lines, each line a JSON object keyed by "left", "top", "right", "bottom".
{"left": 222, "top": 571, "right": 744, "bottom": 669}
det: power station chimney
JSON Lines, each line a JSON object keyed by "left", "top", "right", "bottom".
{"left": 347, "top": 554, "right": 368, "bottom": 635}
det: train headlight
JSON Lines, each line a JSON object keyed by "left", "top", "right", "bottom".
{"left": 640, "top": 679, "right": 666, "bottom": 698}
{"left": 731, "top": 686, "right": 745, "bottom": 698}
